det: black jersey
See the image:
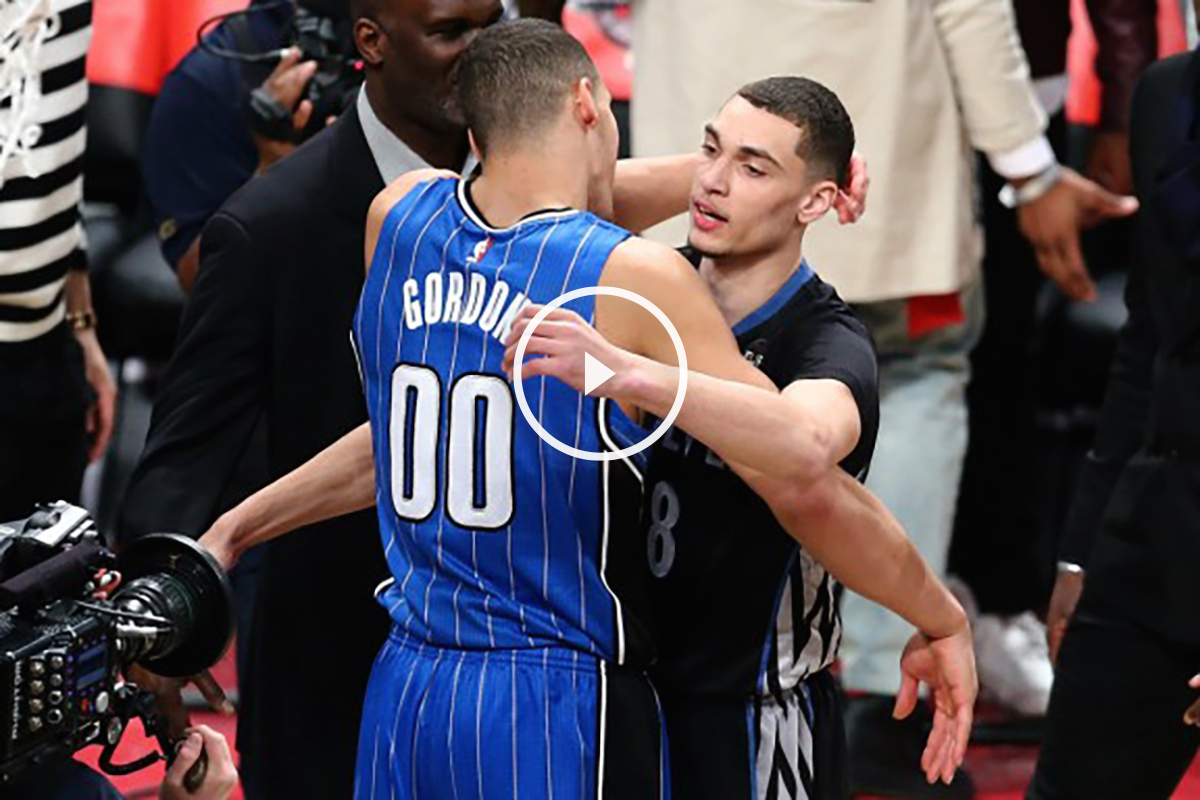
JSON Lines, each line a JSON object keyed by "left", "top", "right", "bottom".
{"left": 645, "top": 252, "right": 879, "bottom": 702}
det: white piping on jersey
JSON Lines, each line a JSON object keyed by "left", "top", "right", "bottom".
{"left": 598, "top": 447, "right": 626, "bottom": 664}
{"left": 597, "top": 398, "right": 644, "bottom": 486}
{"left": 447, "top": 654, "right": 465, "bottom": 800}
{"left": 532, "top": 219, "right": 570, "bottom": 644}
{"left": 455, "top": 177, "right": 581, "bottom": 233}
{"left": 372, "top": 576, "right": 395, "bottom": 600}
{"left": 423, "top": 217, "right": 470, "bottom": 636}
{"left": 597, "top": 661, "right": 609, "bottom": 800}
{"left": 511, "top": 650, "right": 520, "bottom": 800}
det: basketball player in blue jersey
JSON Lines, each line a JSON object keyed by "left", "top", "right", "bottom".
{"left": 198, "top": 20, "right": 973, "bottom": 800}
{"left": 504, "top": 78, "right": 981, "bottom": 798}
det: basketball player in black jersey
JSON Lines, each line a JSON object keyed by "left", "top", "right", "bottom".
{"left": 508, "top": 77, "right": 976, "bottom": 798}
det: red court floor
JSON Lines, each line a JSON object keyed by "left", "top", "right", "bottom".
{"left": 76, "top": 647, "right": 1200, "bottom": 799}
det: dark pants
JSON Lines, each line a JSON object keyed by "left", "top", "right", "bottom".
{"left": 0, "top": 410, "right": 88, "bottom": 522}
{"left": 1028, "top": 608, "right": 1200, "bottom": 799}
{"left": 949, "top": 113, "right": 1068, "bottom": 615}
{"left": 0, "top": 326, "right": 89, "bottom": 523}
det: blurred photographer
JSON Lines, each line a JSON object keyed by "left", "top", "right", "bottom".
{"left": 142, "top": 0, "right": 352, "bottom": 293}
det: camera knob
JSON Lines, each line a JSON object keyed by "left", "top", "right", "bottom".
{"left": 29, "top": 680, "right": 44, "bottom": 695}
{"left": 28, "top": 660, "right": 45, "bottom": 677}
{"left": 49, "top": 655, "right": 64, "bottom": 670}
{"left": 95, "top": 691, "right": 110, "bottom": 714}
{"left": 48, "top": 691, "right": 63, "bottom": 706}
{"left": 47, "top": 709, "right": 63, "bottom": 725}
{"left": 27, "top": 717, "right": 42, "bottom": 732}
{"left": 28, "top": 699, "right": 43, "bottom": 714}
{"left": 48, "top": 674, "right": 64, "bottom": 688}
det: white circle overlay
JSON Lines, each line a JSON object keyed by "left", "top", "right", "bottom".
{"left": 512, "top": 286, "right": 688, "bottom": 462}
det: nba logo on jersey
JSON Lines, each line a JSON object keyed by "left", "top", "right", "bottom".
{"left": 466, "top": 237, "right": 492, "bottom": 265}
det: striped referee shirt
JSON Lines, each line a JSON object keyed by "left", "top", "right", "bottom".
{"left": 0, "top": 0, "right": 91, "bottom": 343}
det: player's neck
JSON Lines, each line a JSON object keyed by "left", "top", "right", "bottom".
{"left": 470, "top": 149, "right": 589, "bottom": 228}
{"left": 699, "top": 237, "right": 806, "bottom": 329}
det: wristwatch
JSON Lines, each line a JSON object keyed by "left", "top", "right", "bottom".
{"left": 66, "top": 309, "right": 97, "bottom": 332}
{"left": 999, "top": 162, "right": 1063, "bottom": 209}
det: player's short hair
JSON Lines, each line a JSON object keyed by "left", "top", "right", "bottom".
{"left": 735, "top": 77, "right": 855, "bottom": 188}
{"left": 457, "top": 19, "right": 599, "bottom": 157}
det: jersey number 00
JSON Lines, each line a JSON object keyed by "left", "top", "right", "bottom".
{"left": 389, "top": 364, "right": 515, "bottom": 530}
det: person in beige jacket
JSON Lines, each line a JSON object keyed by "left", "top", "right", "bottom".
{"left": 631, "top": 0, "right": 1136, "bottom": 796}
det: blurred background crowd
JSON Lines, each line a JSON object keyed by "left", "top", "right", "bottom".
{"left": 1, "top": 0, "right": 1196, "bottom": 797}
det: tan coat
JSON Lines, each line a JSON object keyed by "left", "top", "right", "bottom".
{"left": 631, "top": 0, "right": 1047, "bottom": 302}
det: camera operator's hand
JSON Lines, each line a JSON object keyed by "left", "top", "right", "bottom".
{"left": 254, "top": 47, "right": 318, "bottom": 172}
{"left": 161, "top": 725, "right": 238, "bottom": 800}
{"left": 128, "top": 665, "right": 234, "bottom": 741}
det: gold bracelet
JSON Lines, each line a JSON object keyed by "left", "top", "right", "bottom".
{"left": 66, "top": 309, "right": 97, "bottom": 332}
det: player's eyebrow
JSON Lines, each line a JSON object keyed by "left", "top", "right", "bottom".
{"left": 704, "top": 124, "right": 783, "bottom": 169}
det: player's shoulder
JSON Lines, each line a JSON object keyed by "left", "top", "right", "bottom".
{"left": 602, "top": 235, "right": 700, "bottom": 292}
{"left": 368, "top": 169, "right": 459, "bottom": 223}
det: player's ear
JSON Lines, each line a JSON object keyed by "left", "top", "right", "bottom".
{"left": 355, "top": 17, "right": 387, "bottom": 68}
{"left": 796, "top": 179, "right": 838, "bottom": 226}
{"left": 575, "top": 77, "right": 600, "bottom": 131}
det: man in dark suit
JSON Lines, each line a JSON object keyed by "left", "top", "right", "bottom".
{"left": 118, "top": 1, "right": 506, "bottom": 797}
{"left": 1030, "top": 34, "right": 1200, "bottom": 799}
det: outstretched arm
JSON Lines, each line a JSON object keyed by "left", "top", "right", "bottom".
{"left": 504, "top": 239, "right": 859, "bottom": 489}
{"left": 200, "top": 423, "right": 376, "bottom": 570}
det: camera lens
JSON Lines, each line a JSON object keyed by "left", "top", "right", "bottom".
{"left": 112, "top": 535, "right": 234, "bottom": 678}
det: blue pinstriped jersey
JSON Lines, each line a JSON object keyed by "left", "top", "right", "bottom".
{"left": 352, "top": 176, "right": 651, "bottom": 665}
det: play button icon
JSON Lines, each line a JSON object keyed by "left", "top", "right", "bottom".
{"left": 513, "top": 286, "right": 688, "bottom": 462}
{"left": 583, "top": 352, "right": 615, "bottom": 395}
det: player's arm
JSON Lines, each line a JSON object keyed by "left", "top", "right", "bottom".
{"left": 611, "top": 155, "right": 698, "bottom": 233}
{"left": 610, "top": 154, "right": 868, "bottom": 233}
{"left": 505, "top": 238, "right": 855, "bottom": 486}
{"left": 196, "top": 173, "right": 455, "bottom": 568}
{"left": 742, "top": 462, "right": 975, "bottom": 785}
{"left": 199, "top": 423, "right": 376, "bottom": 570}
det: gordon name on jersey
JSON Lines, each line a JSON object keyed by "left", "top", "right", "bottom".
{"left": 398, "top": 260, "right": 532, "bottom": 343}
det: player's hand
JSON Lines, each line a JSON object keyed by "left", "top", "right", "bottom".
{"left": 127, "top": 665, "right": 235, "bottom": 740}
{"left": 895, "top": 629, "right": 977, "bottom": 786}
{"left": 161, "top": 725, "right": 238, "bottom": 800}
{"left": 501, "top": 304, "right": 637, "bottom": 396}
{"left": 254, "top": 47, "right": 318, "bottom": 170}
{"left": 1016, "top": 166, "right": 1138, "bottom": 303}
{"left": 76, "top": 327, "right": 117, "bottom": 463}
{"left": 1046, "top": 568, "right": 1085, "bottom": 667}
{"left": 834, "top": 152, "right": 868, "bottom": 225}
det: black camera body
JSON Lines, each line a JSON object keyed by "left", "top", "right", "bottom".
{"left": 243, "top": 3, "right": 363, "bottom": 143}
{"left": 0, "top": 503, "right": 234, "bottom": 786}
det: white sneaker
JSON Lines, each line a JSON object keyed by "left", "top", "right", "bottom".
{"left": 974, "top": 611, "right": 1054, "bottom": 717}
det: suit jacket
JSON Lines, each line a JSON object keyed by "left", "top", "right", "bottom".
{"left": 1062, "top": 51, "right": 1200, "bottom": 645}
{"left": 633, "top": 0, "right": 1045, "bottom": 302}
{"left": 120, "top": 104, "right": 390, "bottom": 798}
